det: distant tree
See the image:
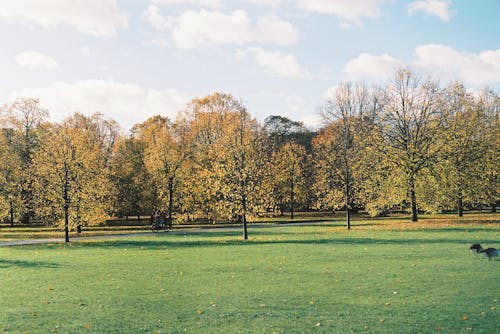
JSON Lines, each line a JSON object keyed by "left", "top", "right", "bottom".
{"left": 0, "top": 129, "right": 22, "bottom": 225}
{"left": 139, "top": 116, "right": 190, "bottom": 229}
{"left": 109, "top": 136, "right": 150, "bottom": 219}
{"left": 318, "top": 82, "right": 378, "bottom": 228}
{"left": 264, "top": 115, "right": 309, "bottom": 147}
{"left": 182, "top": 93, "right": 264, "bottom": 239}
{"left": 477, "top": 89, "right": 500, "bottom": 212}
{"left": 268, "top": 142, "right": 307, "bottom": 219}
{"left": 0, "top": 98, "right": 48, "bottom": 223}
{"left": 375, "top": 69, "right": 448, "bottom": 222}
{"left": 436, "top": 83, "right": 490, "bottom": 216}
{"left": 34, "top": 114, "right": 112, "bottom": 242}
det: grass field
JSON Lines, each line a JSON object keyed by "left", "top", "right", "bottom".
{"left": 1, "top": 214, "right": 499, "bottom": 333}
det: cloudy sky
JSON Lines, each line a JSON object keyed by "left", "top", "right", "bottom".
{"left": 1, "top": 0, "right": 499, "bottom": 131}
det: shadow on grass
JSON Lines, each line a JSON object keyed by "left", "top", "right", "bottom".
{"left": 73, "top": 228, "right": 499, "bottom": 251}
{"left": 0, "top": 259, "right": 62, "bottom": 269}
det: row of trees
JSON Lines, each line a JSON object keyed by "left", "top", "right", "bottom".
{"left": 1, "top": 69, "right": 498, "bottom": 240}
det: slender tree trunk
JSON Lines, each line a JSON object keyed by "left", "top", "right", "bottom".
{"left": 64, "top": 203, "right": 69, "bottom": 243}
{"left": 63, "top": 164, "right": 70, "bottom": 243}
{"left": 242, "top": 191, "right": 248, "bottom": 240}
{"left": 9, "top": 201, "right": 14, "bottom": 226}
{"left": 345, "top": 168, "right": 351, "bottom": 230}
{"left": 492, "top": 202, "right": 497, "bottom": 213}
{"left": 168, "top": 177, "right": 174, "bottom": 229}
{"left": 457, "top": 187, "right": 463, "bottom": 217}
{"left": 290, "top": 179, "right": 295, "bottom": 220}
{"left": 409, "top": 173, "right": 418, "bottom": 222}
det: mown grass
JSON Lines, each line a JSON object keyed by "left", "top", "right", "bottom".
{"left": 1, "top": 212, "right": 497, "bottom": 242}
{"left": 1, "top": 217, "right": 499, "bottom": 333}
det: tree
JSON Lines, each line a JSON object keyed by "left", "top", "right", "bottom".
{"left": 477, "top": 89, "right": 500, "bottom": 212}
{"left": 34, "top": 114, "right": 113, "bottom": 242}
{"left": 139, "top": 116, "right": 190, "bottom": 229}
{"left": 182, "top": 93, "right": 264, "bottom": 239}
{"left": 437, "top": 83, "right": 489, "bottom": 216}
{"left": 376, "top": 68, "right": 448, "bottom": 222}
{"left": 318, "top": 82, "right": 378, "bottom": 228}
{"left": 268, "top": 142, "right": 307, "bottom": 219}
{"left": 0, "top": 98, "right": 48, "bottom": 223}
{"left": 263, "top": 115, "right": 312, "bottom": 148}
{"left": 0, "top": 129, "right": 22, "bottom": 225}
{"left": 109, "top": 136, "right": 150, "bottom": 219}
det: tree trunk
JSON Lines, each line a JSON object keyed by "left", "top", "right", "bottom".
{"left": 290, "top": 179, "right": 295, "bottom": 220}
{"left": 457, "top": 190, "right": 463, "bottom": 217}
{"left": 492, "top": 202, "right": 497, "bottom": 213}
{"left": 64, "top": 203, "right": 69, "bottom": 243}
{"left": 345, "top": 164, "right": 351, "bottom": 230}
{"left": 168, "top": 177, "right": 174, "bottom": 229}
{"left": 409, "top": 173, "right": 418, "bottom": 222}
{"left": 63, "top": 164, "right": 70, "bottom": 243}
{"left": 241, "top": 178, "right": 248, "bottom": 240}
{"left": 9, "top": 201, "right": 14, "bottom": 226}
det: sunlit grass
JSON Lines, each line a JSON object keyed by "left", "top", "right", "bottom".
{"left": 1, "top": 218, "right": 499, "bottom": 333}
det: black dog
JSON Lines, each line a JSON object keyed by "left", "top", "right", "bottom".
{"left": 470, "top": 244, "right": 499, "bottom": 260}
{"left": 469, "top": 243, "right": 483, "bottom": 253}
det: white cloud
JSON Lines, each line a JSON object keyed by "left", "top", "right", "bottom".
{"left": 296, "top": 0, "right": 390, "bottom": 24}
{"left": 245, "top": 47, "right": 310, "bottom": 79}
{"left": 147, "top": 8, "right": 298, "bottom": 49}
{"left": 144, "top": 4, "right": 172, "bottom": 31}
{"left": 79, "top": 46, "right": 91, "bottom": 56}
{"left": 342, "top": 45, "right": 500, "bottom": 86}
{"left": 0, "top": 0, "right": 127, "bottom": 38}
{"left": 143, "top": 37, "right": 169, "bottom": 48}
{"left": 15, "top": 51, "right": 61, "bottom": 71}
{"left": 408, "top": 0, "right": 454, "bottom": 21}
{"left": 413, "top": 44, "right": 500, "bottom": 85}
{"left": 342, "top": 53, "right": 402, "bottom": 80}
{"left": 152, "top": 0, "right": 223, "bottom": 9}
{"left": 9, "top": 80, "right": 189, "bottom": 130}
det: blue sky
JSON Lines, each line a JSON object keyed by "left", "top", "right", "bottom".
{"left": 1, "top": 0, "right": 499, "bottom": 131}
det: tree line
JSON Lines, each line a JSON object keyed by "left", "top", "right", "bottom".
{"left": 1, "top": 69, "right": 498, "bottom": 239}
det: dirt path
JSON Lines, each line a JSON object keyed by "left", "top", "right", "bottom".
{"left": 0, "top": 221, "right": 329, "bottom": 247}
{"left": 0, "top": 227, "right": 233, "bottom": 247}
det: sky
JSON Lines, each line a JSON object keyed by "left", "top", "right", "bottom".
{"left": 0, "top": 0, "right": 499, "bottom": 132}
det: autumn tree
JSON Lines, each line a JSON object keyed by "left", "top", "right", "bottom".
{"left": 109, "top": 136, "right": 150, "bottom": 219}
{"left": 0, "top": 129, "right": 22, "bottom": 225}
{"left": 267, "top": 142, "right": 307, "bottom": 219}
{"left": 182, "top": 93, "right": 264, "bottom": 239}
{"left": 0, "top": 98, "right": 48, "bottom": 223}
{"left": 137, "top": 116, "right": 190, "bottom": 229}
{"left": 317, "top": 82, "right": 378, "bottom": 228}
{"left": 477, "top": 89, "right": 500, "bottom": 212}
{"left": 34, "top": 114, "right": 114, "bottom": 242}
{"left": 375, "top": 68, "right": 448, "bottom": 222}
{"left": 435, "top": 83, "right": 490, "bottom": 215}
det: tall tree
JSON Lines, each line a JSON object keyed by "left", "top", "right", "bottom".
{"left": 268, "top": 142, "right": 307, "bottom": 219}
{"left": 438, "top": 83, "right": 489, "bottom": 216}
{"left": 34, "top": 114, "right": 112, "bottom": 242}
{"left": 0, "top": 98, "right": 48, "bottom": 223}
{"left": 319, "top": 82, "right": 378, "bottom": 229}
{"left": 109, "top": 136, "right": 150, "bottom": 219}
{"left": 140, "top": 116, "right": 190, "bottom": 229}
{"left": 182, "top": 93, "right": 264, "bottom": 239}
{"left": 0, "top": 129, "right": 22, "bottom": 225}
{"left": 376, "top": 68, "right": 448, "bottom": 222}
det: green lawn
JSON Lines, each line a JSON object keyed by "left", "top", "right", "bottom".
{"left": 1, "top": 220, "right": 499, "bottom": 333}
